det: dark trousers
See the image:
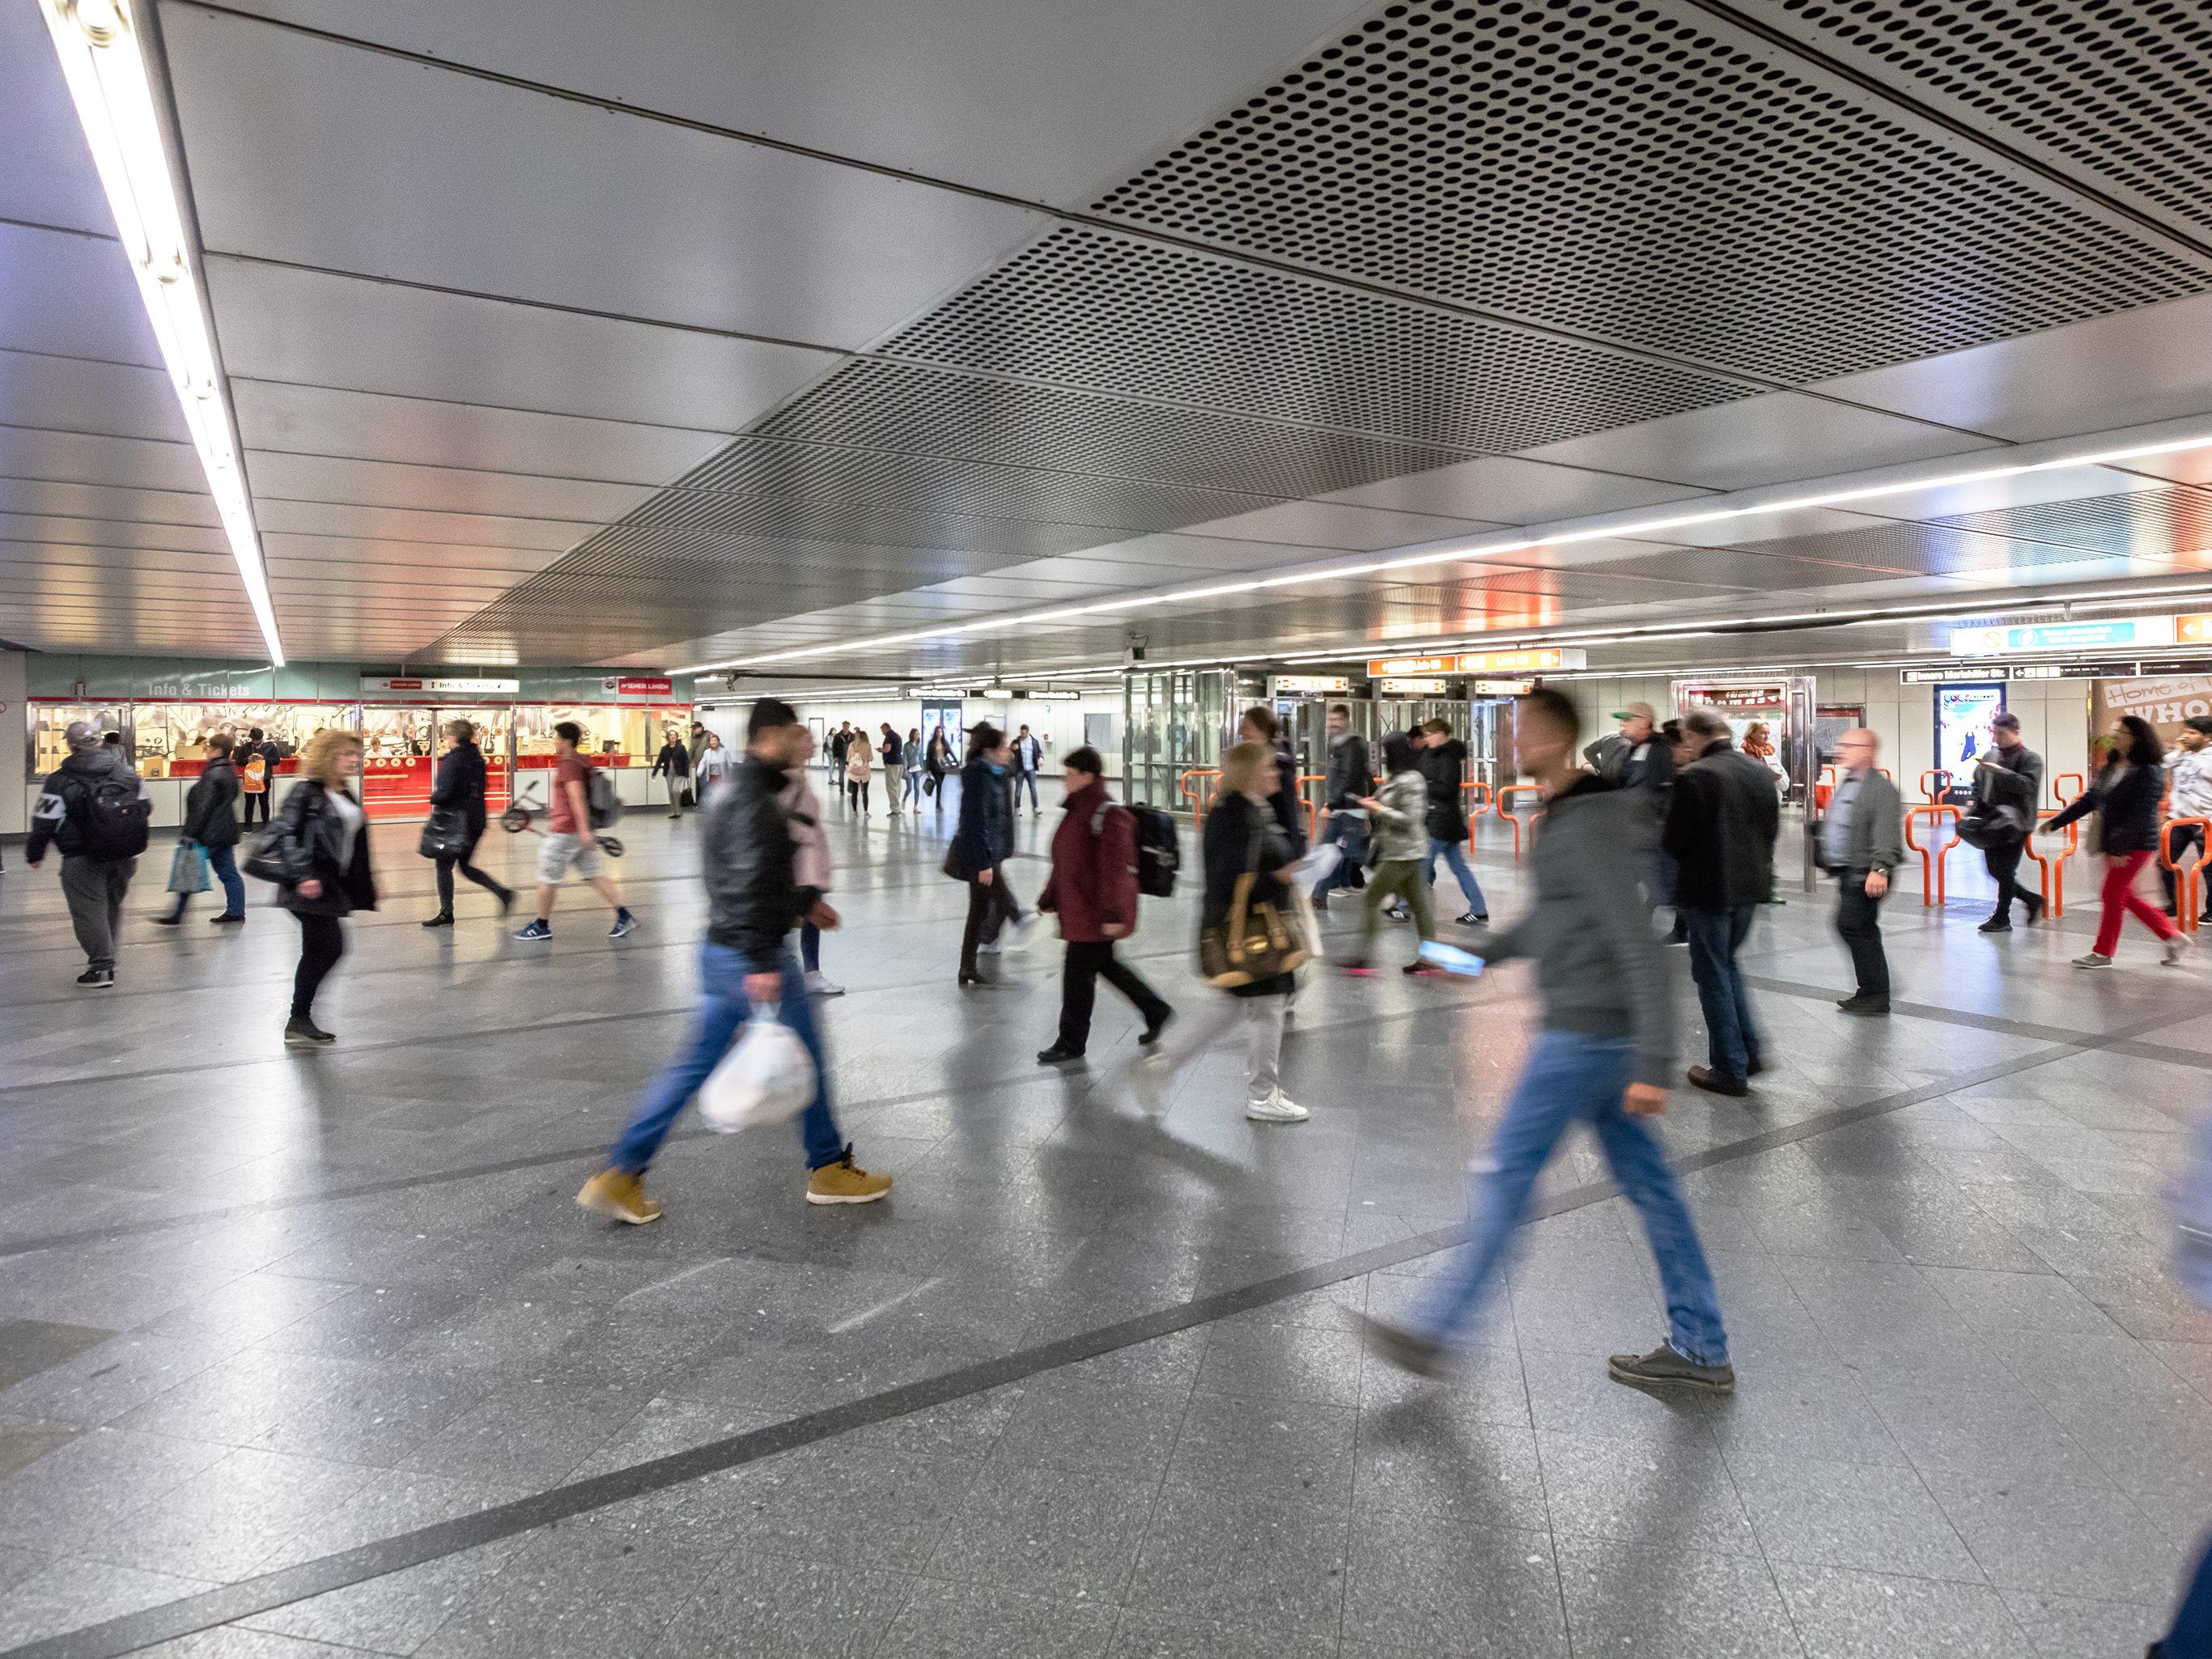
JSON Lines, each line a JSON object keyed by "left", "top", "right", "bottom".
{"left": 800, "top": 919, "right": 822, "bottom": 974}
{"left": 240, "top": 790, "right": 270, "bottom": 825}
{"left": 847, "top": 779, "right": 870, "bottom": 813}
{"left": 1834, "top": 872, "right": 1890, "bottom": 999}
{"left": 2161, "top": 1528, "right": 2212, "bottom": 1658}
{"left": 2163, "top": 821, "right": 2208, "bottom": 915}
{"left": 1983, "top": 836, "right": 2030, "bottom": 921}
{"left": 60, "top": 855, "right": 134, "bottom": 970}
{"left": 960, "top": 866, "right": 1021, "bottom": 974}
{"left": 435, "top": 835, "right": 510, "bottom": 912}
{"left": 1058, "top": 939, "right": 1170, "bottom": 1054}
{"left": 291, "top": 911, "right": 346, "bottom": 1020}
{"left": 1684, "top": 904, "right": 1761, "bottom": 1084}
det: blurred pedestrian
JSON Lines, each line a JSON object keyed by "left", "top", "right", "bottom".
{"left": 1361, "top": 688, "right": 1730, "bottom": 1395}
{"left": 156, "top": 732, "right": 246, "bottom": 927}
{"left": 1238, "top": 706, "right": 1307, "bottom": 858}
{"left": 1313, "top": 703, "right": 1373, "bottom": 911}
{"left": 953, "top": 723, "right": 1026, "bottom": 985}
{"left": 26, "top": 719, "right": 151, "bottom": 987}
{"left": 1035, "top": 746, "right": 1170, "bottom": 1063}
{"left": 1817, "top": 728, "right": 1900, "bottom": 1015}
{"left": 277, "top": 728, "right": 375, "bottom": 1046}
{"left": 1974, "top": 711, "right": 2044, "bottom": 931}
{"left": 1012, "top": 723, "right": 1045, "bottom": 813}
{"left": 784, "top": 726, "right": 842, "bottom": 996}
{"left": 513, "top": 721, "right": 636, "bottom": 942}
{"left": 694, "top": 730, "right": 732, "bottom": 804}
{"left": 1339, "top": 732, "right": 1439, "bottom": 975}
{"left": 1416, "top": 717, "right": 1487, "bottom": 923}
{"left": 652, "top": 727, "right": 692, "bottom": 817}
{"left": 2046, "top": 715, "right": 2189, "bottom": 968}
{"left": 422, "top": 718, "right": 513, "bottom": 927}
{"left": 2164, "top": 715, "right": 2212, "bottom": 921}
{"left": 1665, "top": 706, "right": 1777, "bottom": 1097}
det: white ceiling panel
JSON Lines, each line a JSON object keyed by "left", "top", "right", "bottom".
{"left": 0, "top": 427, "right": 207, "bottom": 495}
{"left": 1185, "top": 500, "right": 1503, "bottom": 553}
{"left": 253, "top": 502, "right": 593, "bottom": 554}
{"left": 0, "top": 352, "right": 190, "bottom": 446}
{"left": 1812, "top": 291, "right": 2212, "bottom": 447}
{"left": 0, "top": 512, "right": 228, "bottom": 558}
{"left": 0, "top": 0, "right": 115, "bottom": 235}
{"left": 163, "top": 5, "right": 1051, "bottom": 353}
{"left": 1517, "top": 392, "right": 2004, "bottom": 494}
{"left": 0, "top": 477, "right": 221, "bottom": 529}
{"left": 206, "top": 258, "right": 844, "bottom": 434}
{"left": 205, "top": 0, "right": 1371, "bottom": 210}
{"left": 261, "top": 534, "right": 571, "bottom": 576}
{"left": 231, "top": 381, "right": 729, "bottom": 486}
{"left": 0, "top": 222, "right": 162, "bottom": 369}
{"left": 1319, "top": 456, "right": 1717, "bottom": 527}
{"left": 242, "top": 452, "right": 653, "bottom": 527}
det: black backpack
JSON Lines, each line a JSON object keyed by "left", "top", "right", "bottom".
{"left": 586, "top": 767, "right": 622, "bottom": 830}
{"left": 79, "top": 772, "right": 151, "bottom": 861}
{"left": 1128, "top": 804, "right": 1179, "bottom": 897}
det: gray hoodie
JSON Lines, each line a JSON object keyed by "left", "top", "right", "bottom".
{"left": 1480, "top": 774, "right": 1675, "bottom": 1088}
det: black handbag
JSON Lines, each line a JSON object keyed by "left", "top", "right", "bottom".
{"left": 942, "top": 842, "right": 978, "bottom": 882}
{"left": 418, "top": 805, "right": 472, "bottom": 860}
{"left": 244, "top": 816, "right": 314, "bottom": 885}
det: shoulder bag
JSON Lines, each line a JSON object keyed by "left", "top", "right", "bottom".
{"left": 1199, "top": 817, "right": 1309, "bottom": 987}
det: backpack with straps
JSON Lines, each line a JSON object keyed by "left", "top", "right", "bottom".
{"left": 1127, "top": 804, "right": 1179, "bottom": 897}
{"left": 79, "top": 771, "right": 152, "bottom": 861}
{"left": 586, "top": 766, "right": 622, "bottom": 830}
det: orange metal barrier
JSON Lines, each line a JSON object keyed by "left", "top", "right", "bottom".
{"left": 1177, "top": 768, "right": 1220, "bottom": 826}
{"left": 2023, "top": 809, "right": 2076, "bottom": 918}
{"left": 2165, "top": 817, "right": 2210, "bottom": 933}
{"left": 1903, "top": 804, "right": 1961, "bottom": 906}
{"left": 1463, "top": 780, "right": 1493, "bottom": 851}
{"left": 1298, "top": 773, "right": 1326, "bottom": 842}
{"left": 2055, "top": 772, "right": 2086, "bottom": 805}
{"left": 1917, "top": 769, "right": 1953, "bottom": 804}
{"left": 1496, "top": 784, "right": 1544, "bottom": 861}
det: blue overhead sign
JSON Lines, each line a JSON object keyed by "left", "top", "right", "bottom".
{"left": 1951, "top": 616, "right": 2176, "bottom": 656}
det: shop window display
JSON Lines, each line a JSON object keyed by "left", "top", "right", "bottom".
{"left": 130, "top": 703, "right": 326, "bottom": 778}
{"left": 30, "top": 704, "right": 125, "bottom": 776}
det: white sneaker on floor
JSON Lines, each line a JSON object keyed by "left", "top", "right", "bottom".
{"left": 1246, "top": 1090, "right": 1310, "bottom": 1124}
{"left": 2164, "top": 933, "right": 2195, "bottom": 966}
{"left": 805, "top": 970, "right": 845, "bottom": 996}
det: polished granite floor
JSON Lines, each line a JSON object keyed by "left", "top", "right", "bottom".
{"left": 1, "top": 783, "right": 2208, "bottom": 1658}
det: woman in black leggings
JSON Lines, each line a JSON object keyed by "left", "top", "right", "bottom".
{"left": 277, "top": 728, "right": 377, "bottom": 1046}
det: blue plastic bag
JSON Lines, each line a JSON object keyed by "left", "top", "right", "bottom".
{"left": 166, "top": 842, "right": 210, "bottom": 894}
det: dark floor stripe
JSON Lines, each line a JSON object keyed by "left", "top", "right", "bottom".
{"left": 3, "top": 999, "right": 2183, "bottom": 1659}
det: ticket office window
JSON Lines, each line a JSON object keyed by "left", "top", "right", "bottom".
{"left": 134, "top": 702, "right": 331, "bottom": 777}
{"left": 514, "top": 704, "right": 691, "bottom": 767}
{"left": 28, "top": 704, "right": 127, "bottom": 778}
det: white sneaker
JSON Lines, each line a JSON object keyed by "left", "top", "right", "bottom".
{"left": 805, "top": 970, "right": 845, "bottom": 996}
{"left": 1246, "top": 1091, "right": 1310, "bottom": 1124}
{"left": 2164, "top": 933, "right": 2195, "bottom": 966}
{"left": 1004, "top": 914, "right": 1039, "bottom": 954}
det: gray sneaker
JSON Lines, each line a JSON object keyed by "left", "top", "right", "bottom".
{"left": 1357, "top": 1314, "right": 1450, "bottom": 1380}
{"left": 1607, "top": 1342, "right": 1734, "bottom": 1396}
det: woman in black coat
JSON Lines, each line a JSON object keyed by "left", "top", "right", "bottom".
{"left": 1133, "top": 742, "right": 1308, "bottom": 1124}
{"left": 2044, "top": 714, "right": 2187, "bottom": 968}
{"left": 159, "top": 732, "right": 246, "bottom": 925}
{"left": 953, "top": 724, "right": 1026, "bottom": 984}
{"left": 423, "top": 719, "right": 513, "bottom": 927}
{"left": 278, "top": 729, "right": 377, "bottom": 1045}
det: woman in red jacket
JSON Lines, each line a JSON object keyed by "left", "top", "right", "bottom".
{"left": 1034, "top": 747, "right": 1174, "bottom": 1064}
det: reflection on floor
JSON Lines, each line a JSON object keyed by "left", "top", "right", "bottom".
{"left": 0, "top": 785, "right": 2206, "bottom": 1658}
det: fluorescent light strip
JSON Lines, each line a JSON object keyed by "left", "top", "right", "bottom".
{"left": 678, "top": 428, "right": 2212, "bottom": 677}
{"left": 41, "top": 0, "right": 285, "bottom": 665}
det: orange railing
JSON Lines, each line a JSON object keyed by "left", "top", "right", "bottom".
{"left": 1918, "top": 769, "right": 1954, "bottom": 804}
{"left": 2025, "top": 810, "right": 2077, "bottom": 918}
{"left": 1463, "top": 779, "right": 1493, "bottom": 851}
{"left": 2055, "top": 772, "right": 2086, "bottom": 805}
{"left": 1299, "top": 773, "right": 1327, "bottom": 842}
{"left": 2165, "top": 817, "right": 2210, "bottom": 933}
{"left": 1178, "top": 768, "right": 1220, "bottom": 826}
{"left": 1496, "top": 784, "right": 1544, "bottom": 861}
{"left": 1903, "top": 804, "right": 1961, "bottom": 906}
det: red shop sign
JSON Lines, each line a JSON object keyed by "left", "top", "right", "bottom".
{"left": 606, "top": 676, "right": 674, "bottom": 697}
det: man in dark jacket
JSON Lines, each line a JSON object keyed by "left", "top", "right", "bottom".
{"left": 1818, "top": 729, "right": 1904, "bottom": 1016}
{"left": 423, "top": 719, "right": 513, "bottom": 927}
{"left": 1664, "top": 708, "right": 1779, "bottom": 1097}
{"left": 27, "top": 720, "right": 150, "bottom": 987}
{"left": 1314, "top": 703, "right": 1373, "bottom": 909}
{"left": 652, "top": 729, "right": 692, "bottom": 817}
{"left": 1972, "top": 711, "right": 2044, "bottom": 931}
{"left": 1238, "top": 706, "right": 1307, "bottom": 859}
{"left": 580, "top": 698, "right": 889, "bottom": 1224}
{"left": 1416, "top": 719, "right": 1487, "bottom": 923}
{"left": 1362, "top": 688, "right": 1732, "bottom": 1397}
{"left": 157, "top": 732, "right": 246, "bottom": 926}
{"left": 955, "top": 725, "right": 1028, "bottom": 978}
{"left": 1603, "top": 702, "right": 1681, "bottom": 936}
{"left": 1035, "top": 747, "right": 1173, "bottom": 1064}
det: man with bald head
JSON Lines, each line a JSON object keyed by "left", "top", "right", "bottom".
{"left": 1818, "top": 728, "right": 1903, "bottom": 1016}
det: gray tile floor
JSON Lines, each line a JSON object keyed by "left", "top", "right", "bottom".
{"left": 1, "top": 787, "right": 2206, "bottom": 1657}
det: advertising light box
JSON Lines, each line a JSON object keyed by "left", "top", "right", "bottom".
{"left": 1950, "top": 616, "right": 2175, "bottom": 656}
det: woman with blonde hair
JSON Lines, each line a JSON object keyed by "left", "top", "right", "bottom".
{"left": 1133, "top": 741, "right": 1307, "bottom": 1123}
{"left": 846, "top": 728, "right": 873, "bottom": 817}
{"left": 273, "top": 727, "right": 376, "bottom": 1046}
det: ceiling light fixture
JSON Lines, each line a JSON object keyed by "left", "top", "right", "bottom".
{"left": 38, "top": 0, "right": 284, "bottom": 665}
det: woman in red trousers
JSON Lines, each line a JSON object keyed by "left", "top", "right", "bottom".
{"left": 2044, "top": 715, "right": 2191, "bottom": 970}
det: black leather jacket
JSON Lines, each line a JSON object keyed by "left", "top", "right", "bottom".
{"left": 431, "top": 741, "right": 489, "bottom": 835}
{"left": 278, "top": 781, "right": 376, "bottom": 917}
{"left": 181, "top": 757, "right": 241, "bottom": 847}
{"left": 1665, "top": 740, "right": 1780, "bottom": 910}
{"left": 704, "top": 753, "right": 808, "bottom": 971}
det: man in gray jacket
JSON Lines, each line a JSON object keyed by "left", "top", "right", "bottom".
{"left": 26, "top": 721, "right": 151, "bottom": 988}
{"left": 1819, "top": 728, "right": 1903, "bottom": 1015}
{"left": 1361, "top": 688, "right": 1733, "bottom": 1397}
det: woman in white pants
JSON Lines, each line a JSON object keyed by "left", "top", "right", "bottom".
{"left": 1134, "top": 742, "right": 1307, "bottom": 1123}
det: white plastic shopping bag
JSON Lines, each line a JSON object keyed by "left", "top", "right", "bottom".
{"left": 698, "top": 1009, "right": 817, "bottom": 1133}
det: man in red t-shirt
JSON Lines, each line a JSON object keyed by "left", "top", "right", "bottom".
{"left": 515, "top": 721, "right": 635, "bottom": 940}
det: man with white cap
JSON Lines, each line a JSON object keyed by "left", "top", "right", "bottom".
{"left": 26, "top": 720, "right": 151, "bottom": 988}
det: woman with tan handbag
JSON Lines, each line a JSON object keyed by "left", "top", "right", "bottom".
{"left": 1131, "top": 742, "right": 1309, "bottom": 1123}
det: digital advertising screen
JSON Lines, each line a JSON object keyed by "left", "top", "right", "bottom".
{"left": 1934, "top": 682, "right": 2006, "bottom": 804}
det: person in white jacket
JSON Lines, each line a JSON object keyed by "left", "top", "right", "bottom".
{"left": 782, "top": 729, "right": 842, "bottom": 995}
{"left": 693, "top": 732, "right": 733, "bottom": 804}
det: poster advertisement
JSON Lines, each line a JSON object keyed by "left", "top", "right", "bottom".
{"left": 2091, "top": 674, "right": 2212, "bottom": 751}
{"left": 1934, "top": 682, "right": 2006, "bottom": 804}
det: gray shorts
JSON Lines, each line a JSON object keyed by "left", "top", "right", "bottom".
{"left": 537, "top": 832, "right": 604, "bottom": 884}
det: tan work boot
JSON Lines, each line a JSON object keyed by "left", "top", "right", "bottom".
{"left": 575, "top": 1168, "right": 662, "bottom": 1224}
{"left": 805, "top": 1144, "right": 892, "bottom": 1206}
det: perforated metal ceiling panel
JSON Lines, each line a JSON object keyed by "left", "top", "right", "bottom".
{"left": 1733, "top": 0, "right": 2212, "bottom": 242}
{"left": 1089, "top": 0, "right": 2212, "bottom": 381}
{"left": 879, "top": 226, "right": 1754, "bottom": 452}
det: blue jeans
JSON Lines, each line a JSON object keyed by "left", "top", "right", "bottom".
{"left": 166, "top": 843, "right": 246, "bottom": 921}
{"left": 2163, "top": 1530, "right": 2212, "bottom": 1657}
{"left": 610, "top": 944, "right": 843, "bottom": 1174}
{"left": 1315, "top": 814, "right": 1367, "bottom": 900}
{"left": 1425, "top": 835, "right": 1487, "bottom": 917}
{"left": 1414, "top": 1033, "right": 1730, "bottom": 1366}
{"left": 1013, "top": 770, "right": 1039, "bottom": 809}
{"left": 1684, "top": 905, "right": 1760, "bottom": 1083}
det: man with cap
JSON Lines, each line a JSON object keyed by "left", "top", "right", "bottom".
{"left": 26, "top": 721, "right": 151, "bottom": 988}
{"left": 2165, "top": 715, "right": 2212, "bottom": 921}
{"left": 1594, "top": 702, "right": 1679, "bottom": 927}
{"left": 577, "top": 696, "right": 891, "bottom": 1224}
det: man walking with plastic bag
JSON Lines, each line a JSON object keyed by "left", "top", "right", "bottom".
{"left": 576, "top": 698, "right": 890, "bottom": 1223}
